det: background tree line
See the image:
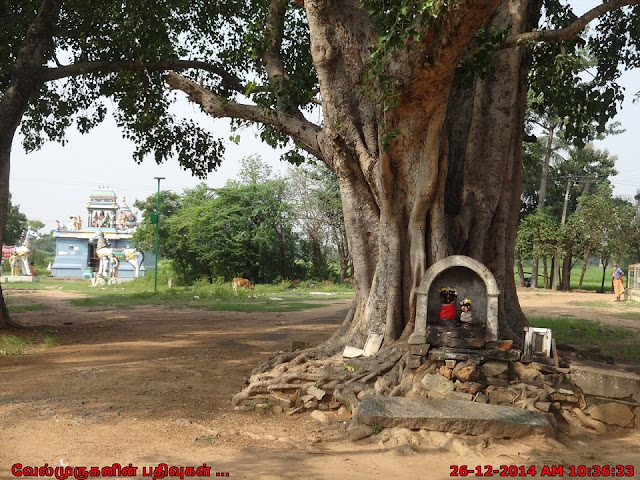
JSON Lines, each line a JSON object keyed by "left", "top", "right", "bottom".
{"left": 132, "top": 156, "right": 350, "bottom": 285}
{"left": 517, "top": 136, "right": 639, "bottom": 293}
{"left": 515, "top": 34, "right": 640, "bottom": 294}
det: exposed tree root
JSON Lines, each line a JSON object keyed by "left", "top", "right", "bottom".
{"left": 572, "top": 408, "right": 607, "bottom": 434}
{"left": 233, "top": 341, "right": 409, "bottom": 411}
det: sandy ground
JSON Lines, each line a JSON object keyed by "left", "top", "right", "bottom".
{"left": 0, "top": 286, "right": 639, "bottom": 479}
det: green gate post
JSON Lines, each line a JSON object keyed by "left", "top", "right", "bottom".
{"left": 153, "top": 177, "right": 165, "bottom": 293}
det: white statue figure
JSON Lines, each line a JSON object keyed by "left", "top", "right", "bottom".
{"left": 90, "top": 230, "right": 144, "bottom": 278}
{"left": 15, "top": 230, "right": 38, "bottom": 276}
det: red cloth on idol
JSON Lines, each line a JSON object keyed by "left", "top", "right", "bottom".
{"left": 439, "top": 302, "right": 456, "bottom": 321}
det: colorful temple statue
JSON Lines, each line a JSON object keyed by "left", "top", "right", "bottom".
{"left": 51, "top": 188, "right": 148, "bottom": 279}
{"left": 438, "top": 286, "right": 458, "bottom": 323}
{"left": 2, "top": 230, "right": 38, "bottom": 276}
{"left": 459, "top": 298, "right": 474, "bottom": 325}
{"left": 91, "top": 230, "right": 144, "bottom": 279}
{"left": 9, "top": 254, "right": 21, "bottom": 276}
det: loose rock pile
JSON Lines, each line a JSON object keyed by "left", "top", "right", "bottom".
{"left": 401, "top": 345, "right": 640, "bottom": 434}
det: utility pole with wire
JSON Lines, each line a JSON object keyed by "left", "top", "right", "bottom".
{"left": 552, "top": 175, "right": 573, "bottom": 290}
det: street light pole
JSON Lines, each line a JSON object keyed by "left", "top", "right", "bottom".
{"left": 153, "top": 177, "right": 165, "bottom": 293}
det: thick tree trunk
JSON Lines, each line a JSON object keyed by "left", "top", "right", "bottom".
{"left": 516, "top": 254, "right": 527, "bottom": 287}
{"left": 560, "top": 250, "right": 573, "bottom": 290}
{"left": 0, "top": 0, "right": 63, "bottom": 329}
{"left": 537, "top": 124, "right": 555, "bottom": 211}
{"left": 306, "top": 0, "right": 538, "bottom": 349}
{"left": 445, "top": 3, "right": 535, "bottom": 340}
{"left": 578, "top": 249, "right": 591, "bottom": 289}
{"left": 600, "top": 260, "right": 609, "bottom": 294}
{"left": 551, "top": 254, "right": 559, "bottom": 290}
{"left": 530, "top": 256, "right": 539, "bottom": 289}
{"left": 230, "top": 0, "right": 541, "bottom": 410}
{"left": 0, "top": 143, "right": 12, "bottom": 327}
{"left": 355, "top": 0, "right": 534, "bottom": 346}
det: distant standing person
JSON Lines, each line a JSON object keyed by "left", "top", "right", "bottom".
{"left": 612, "top": 263, "right": 624, "bottom": 302}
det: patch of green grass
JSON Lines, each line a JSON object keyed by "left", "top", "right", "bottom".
{"left": 9, "top": 304, "right": 49, "bottom": 313}
{"left": 57, "top": 272, "right": 354, "bottom": 312}
{"left": 1, "top": 281, "right": 46, "bottom": 291}
{"left": 568, "top": 300, "right": 617, "bottom": 308}
{"left": 0, "top": 328, "right": 60, "bottom": 355}
{"left": 0, "top": 335, "right": 29, "bottom": 355}
{"left": 70, "top": 290, "right": 341, "bottom": 313}
{"left": 570, "top": 265, "right": 610, "bottom": 292}
{"left": 42, "top": 332, "right": 61, "bottom": 347}
{"left": 528, "top": 316, "right": 640, "bottom": 363}
{"left": 3, "top": 275, "right": 353, "bottom": 313}
{"left": 567, "top": 301, "right": 640, "bottom": 319}
{"left": 612, "top": 311, "right": 640, "bottom": 321}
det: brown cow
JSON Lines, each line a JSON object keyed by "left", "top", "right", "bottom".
{"left": 232, "top": 277, "right": 254, "bottom": 292}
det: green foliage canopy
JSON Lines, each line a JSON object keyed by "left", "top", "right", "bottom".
{"left": 4, "top": 194, "right": 27, "bottom": 245}
{"left": 516, "top": 210, "right": 561, "bottom": 261}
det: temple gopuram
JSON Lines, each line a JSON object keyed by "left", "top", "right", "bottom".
{"left": 51, "top": 188, "right": 153, "bottom": 278}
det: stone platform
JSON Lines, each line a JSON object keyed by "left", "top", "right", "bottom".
{"left": 571, "top": 360, "right": 640, "bottom": 400}
{"left": 354, "top": 396, "right": 553, "bottom": 438}
{"left": 426, "top": 323, "right": 486, "bottom": 349}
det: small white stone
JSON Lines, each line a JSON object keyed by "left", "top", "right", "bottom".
{"left": 310, "top": 410, "right": 328, "bottom": 423}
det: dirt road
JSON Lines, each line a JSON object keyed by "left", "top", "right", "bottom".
{"left": 1, "top": 287, "right": 639, "bottom": 479}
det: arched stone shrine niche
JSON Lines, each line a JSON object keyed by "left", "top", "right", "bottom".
{"left": 409, "top": 255, "right": 500, "bottom": 347}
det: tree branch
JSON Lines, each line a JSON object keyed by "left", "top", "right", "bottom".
{"left": 264, "top": 0, "right": 289, "bottom": 87}
{"left": 166, "top": 71, "right": 322, "bottom": 159}
{"left": 413, "top": 0, "right": 502, "bottom": 72}
{"left": 38, "top": 59, "right": 259, "bottom": 95}
{"left": 263, "top": 0, "right": 311, "bottom": 123}
{"left": 504, "top": 0, "right": 640, "bottom": 48}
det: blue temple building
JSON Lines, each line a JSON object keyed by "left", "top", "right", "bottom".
{"left": 51, "top": 189, "right": 154, "bottom": 278}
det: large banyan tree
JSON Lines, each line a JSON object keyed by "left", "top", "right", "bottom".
{"left": 166, "top": 1, "right": 639, "bottom": 346}
{"left": 1, "top": 1, "right": 639, "bottom": 395}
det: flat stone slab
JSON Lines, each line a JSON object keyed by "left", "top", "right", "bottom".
{"left": 354, "top": 397, "right": 553, "bottom": 438}
{"left": 571, "top": 360, "right": 640, "bottom": 399}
